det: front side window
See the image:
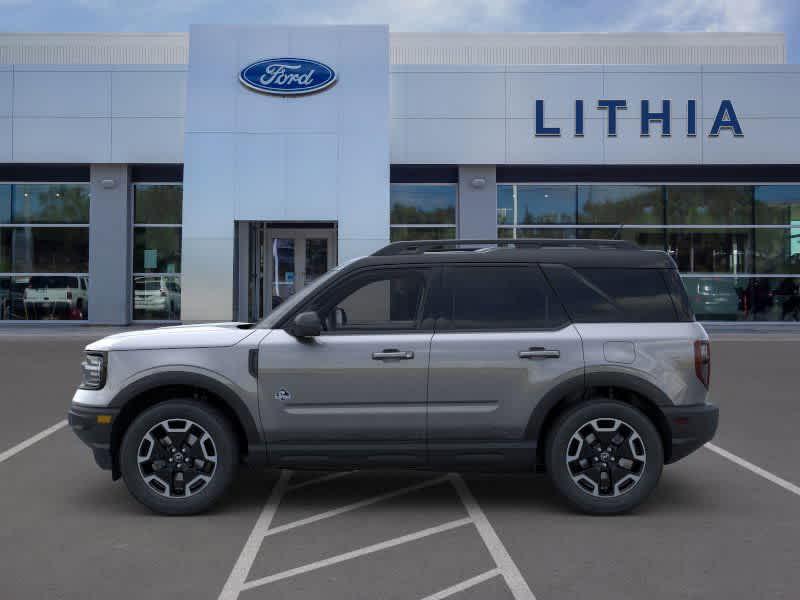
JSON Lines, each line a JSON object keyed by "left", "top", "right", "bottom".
{"left": 132, "top": 184, "right": 182, "bottom": 320}
{"left": 313, "top": 269, "right": 429, "bottom": 332}
{"left": 390, "top": 184, "right": 457, "bottom": 242}
{"left": 442, "top": 265, "right": 567, "bottom": 330}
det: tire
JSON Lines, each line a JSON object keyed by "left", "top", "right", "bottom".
{"left": 120, "top": 400, "right": 238, "bottom": 515}
{"left": 545, "top": 399, "right": 664, "bottom": 515}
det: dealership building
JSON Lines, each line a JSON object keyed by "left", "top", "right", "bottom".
{"left": 0, "top": 27, "right": 799, "bottom": 324}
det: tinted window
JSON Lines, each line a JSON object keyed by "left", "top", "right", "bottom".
{"left": 443, "top": 266, "right": 567, "bottom": 330}
{"left": 543, "top": 265, "right": 679, "bottom": 323}
{"left": 314, "top": 269, "right": 428, "bottom": 332}
{"left": 663, "top": 269, "right": 694, "bottom": 321}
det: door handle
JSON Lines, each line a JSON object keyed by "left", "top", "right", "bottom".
{"left": 519, "top": 347, "right": 560, "bottom": 359}
{"left": 372, "top": 349, "right": 414, "bottom": 360}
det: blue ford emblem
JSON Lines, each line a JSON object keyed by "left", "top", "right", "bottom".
{"left": 239, "top": 57, "right": 337, "bottom": 96}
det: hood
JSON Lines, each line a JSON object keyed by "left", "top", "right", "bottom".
{"left": 86, "top": 322, "right": 257, "bottom": 352}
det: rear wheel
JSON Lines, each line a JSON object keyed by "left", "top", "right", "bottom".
{"left": 546, "top": 400, "right": 663, "bottom": 515}
{"left": 120, "top": 400, "right": 238, "bottom": 515}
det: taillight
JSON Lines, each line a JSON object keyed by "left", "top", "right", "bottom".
{"left": 694, "top": 340, "right": 711, "bottom": 388}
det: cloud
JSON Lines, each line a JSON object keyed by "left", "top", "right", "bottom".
{"left": 277, "top": 0, "right": 525, "bottom": 31}
{"left": 621, "top": 0, "right": 781, "bottom": 32}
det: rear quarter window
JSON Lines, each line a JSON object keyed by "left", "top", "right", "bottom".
{"left": 542, "top": 264, "right": 684, "bottom": 323}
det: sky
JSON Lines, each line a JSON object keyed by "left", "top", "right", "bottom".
{"left": 0, "top": 0, "right": 797, "bottom": 62}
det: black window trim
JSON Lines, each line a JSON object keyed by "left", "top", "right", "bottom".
{"left": 278, "top": 264, "right": 438, "bottom": 336}
{"left": 435, "top": 262, "right": 572, "bottom": 334}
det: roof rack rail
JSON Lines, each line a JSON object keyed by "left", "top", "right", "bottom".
{"left": 372, "top": 238, "right": 638, "bottom": 256}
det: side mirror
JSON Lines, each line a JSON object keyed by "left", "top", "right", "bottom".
{"left": 290, "top": 311, "right": 322, "bottom": 338}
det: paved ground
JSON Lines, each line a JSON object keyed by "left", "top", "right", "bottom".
{"left": 0, "top": 328, "right": 799, "bottom": 599}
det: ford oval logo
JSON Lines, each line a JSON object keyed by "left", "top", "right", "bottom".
{"left": 239, "top": 58, "right": 337, "bottom": 96}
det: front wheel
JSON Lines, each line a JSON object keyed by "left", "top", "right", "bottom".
{"left": 546, "top": 400, "right": 663, "bottom": 515}
{"left": 120, "top": 400, "right": 238, "bottom": 515}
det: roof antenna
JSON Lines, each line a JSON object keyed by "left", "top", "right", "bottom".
{"left": 613, "top": 224, "right": 624, "bottom": 240}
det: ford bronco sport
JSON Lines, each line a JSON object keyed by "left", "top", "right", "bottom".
{"left": 69, "top": 239, "right": 718, "bottom": 515}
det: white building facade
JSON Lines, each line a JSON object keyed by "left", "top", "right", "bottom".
{"left": 0, "top": 28, "right": 799, "bottom": 323}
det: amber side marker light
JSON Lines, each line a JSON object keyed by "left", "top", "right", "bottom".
{"left": 694, "top": 339, "right": 711, "bottom": 388}
{"left": 96, "top": 415, "right": 113, "bottom": 425}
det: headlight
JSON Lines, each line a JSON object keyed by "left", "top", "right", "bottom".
{"left": 80, "top": 352, "right": 107, "bottom": 390}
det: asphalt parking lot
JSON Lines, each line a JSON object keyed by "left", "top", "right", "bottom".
{"left": 1, "top": 328, "right": 799, "bottom": 599}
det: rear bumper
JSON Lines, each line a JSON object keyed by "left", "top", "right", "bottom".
{"left": 662, "top": 403, "right": 719, "bottom": 464}
{"left": 68, "top": 404, "right": 119, "bottom": 472}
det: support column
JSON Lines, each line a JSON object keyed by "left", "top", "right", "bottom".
{"left": 88, "top": 164, "right": 130, "bottom": 325}
{"left": 457, "top": 166, "right": 497, "bottom": 239}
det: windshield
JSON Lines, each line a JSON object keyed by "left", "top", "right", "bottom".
{"left": 257, "top": 266, "right": 342, "bottom": 329}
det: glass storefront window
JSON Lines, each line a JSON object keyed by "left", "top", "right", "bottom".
{"left": 1, "top": 184, "right": 89, "bottom": 224}
{"left": 132, "top": 184, "right": 183, "bottom": 320}
{"left": 755, "top": 228, "right": 800, "bottom": 274}
{"left": 755, "top": 185, "right": 800, "bottom": 225}
{"left": 133, "top": 275, "right": 181, "bottom": 320}
{"left": 683, "top": 276, "right": 800, "bottom": 322}
{"left": 516, "top": 185, "right": 576, "bottom": 225}
{"left": 578, "top": 185, "right": 663, "bottom": 225}
{"left": 0, "top": 183, "right": 89, "bottom": 321}
{"left": 0, "top": 275, "right": 89, "bottom": 321}
{"left": 497, "top": 185, "right": 575, "bottom": 227}
{"left": 578, "top": 227, "right": 666, "bottom": 251}
{"left": 668, "top": 229, "right": 753, "bottom": 274}
{"left": 666, "top": 186, "right": 753, "bottom": 225}
{"left": 1, "top": 228, "right": 89, "bottom": 273}
{"left": 390, "top": 226, "right": 456, "bottom": 242}
{"left": 390, "top": 183, "right": 457, "bottom": 241}
{"left": 133, "top": 227, "right": 181, "bottom": 273}
{"left": 133, "top": 185, "right": 182, "bottom": 225}
{"left": 496, "top": 183, "right": 800, "bottom": 321}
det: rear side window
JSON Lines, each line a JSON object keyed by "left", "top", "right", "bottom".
{"left": 662, "top": 268, "right": 694, "bottom": 321}
{"left": 442, "top": 265, "right": 568, "bottom": 330}
{"left": 542, "top": 264, "right": 680, "bottom": 323}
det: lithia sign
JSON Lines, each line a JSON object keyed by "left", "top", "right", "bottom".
{"left": 535, "top": 99, "right": 743, "bottom": 138}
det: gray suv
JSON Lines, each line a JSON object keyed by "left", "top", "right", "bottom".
{"left": 69, "top": 239, "right": 718, "bottom": 516}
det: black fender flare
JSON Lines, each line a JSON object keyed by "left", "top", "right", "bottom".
{"left": 110, "top": 371, "right": 266, "bottom": 465}
{"left": 584, "top": 371, "right": 674, "bottom": 407}
{"left": 524, "top": 373, "right": 585, "bottom": 441}
{"left": 524, "top": 370, "right": 673, "bottom": 442}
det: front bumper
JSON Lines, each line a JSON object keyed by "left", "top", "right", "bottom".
{"left": 68, "top": 404, "right": 119, "bottom": 472}
{"left": 662, "top": 402, "right": 719, "bottom": 464}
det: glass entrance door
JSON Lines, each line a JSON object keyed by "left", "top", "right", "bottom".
{"left": 247, "top": 225, "right": 336, "bottom": 321}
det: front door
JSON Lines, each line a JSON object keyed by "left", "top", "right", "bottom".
{"left": 258, "top": 265, "right": 435, "bottom": 467}
{"left": 426, "top": 264, "right": 584, "bottom": 467}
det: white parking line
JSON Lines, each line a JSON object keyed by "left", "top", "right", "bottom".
{"left": 286, "top": 470, "right": 357, "bottom": 492}
{"left": 240, "top": 518, "right": 472, "bottom": 591}
{"left": 0, "top": 420, "right": 67, "bottom": 464}
{"left": 220, "top": 471, "right": 536, "bottom": 600}
{"left": 418, "top": 568, "right": 501, "bottom": 600}
{"left": 450, "top": 474, "right": 537, "bottom": 600}
{"left": 262, "top": 474, "right": 450, "bottom": 539}
{"left": 218, "top": 469, "right": 292, "bottom": 600}
{"left": 705, "top": 443, "right": 800, "bottom": 498}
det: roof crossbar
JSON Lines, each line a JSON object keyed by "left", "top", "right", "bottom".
{"left": 373, "top": 238, "right": 638, "bottom": 256}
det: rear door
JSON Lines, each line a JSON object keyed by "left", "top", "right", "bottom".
{"left": 426, "top": 264, "right": 584, "bottom": 466}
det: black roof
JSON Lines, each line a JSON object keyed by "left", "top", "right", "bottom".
{"left": 352, "top": 239, "right": 675, "bottom": 270}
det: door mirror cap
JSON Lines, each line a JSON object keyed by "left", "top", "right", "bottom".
{"left": 290, "top": 311, "right": 322, "bottom": 338}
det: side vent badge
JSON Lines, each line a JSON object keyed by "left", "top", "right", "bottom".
{"left": 273, "top": 388, "right": 292, "bottom": 402}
